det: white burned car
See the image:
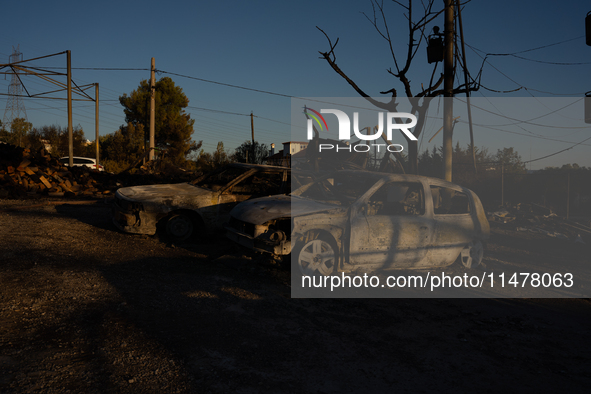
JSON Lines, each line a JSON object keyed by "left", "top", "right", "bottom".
{"left": 112, "top": 163, "right": 290, "bottom": 242}
{"left": 226, "top": 171, "right": 490, "bottom": 275}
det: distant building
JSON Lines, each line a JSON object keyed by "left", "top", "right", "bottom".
{"left": 283, "top": 141, "right": 308, "bottom": 156}
{"left": 266, "top": 141, "right": 308, "bottom": 167}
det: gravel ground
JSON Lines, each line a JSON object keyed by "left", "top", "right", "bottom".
{"left": 1, "top": 198, "right": 590, "bottom": 393}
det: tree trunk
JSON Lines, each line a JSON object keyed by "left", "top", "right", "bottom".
{"left": 408, "top": 140, "right": 418, "bottom": 174}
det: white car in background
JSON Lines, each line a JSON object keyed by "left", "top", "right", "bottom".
{"left": 59, "top": 157, "right": 104, "bottom": 171}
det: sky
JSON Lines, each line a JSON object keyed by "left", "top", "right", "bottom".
{"left": 1, "top": 0, "right": 590, "bottom": 170}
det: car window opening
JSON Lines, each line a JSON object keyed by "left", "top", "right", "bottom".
{"left": 367, "top": 182, "right": 425, "bottom": 216}
{"left": 431, "top": 185, "right": 471, "bottom": 215}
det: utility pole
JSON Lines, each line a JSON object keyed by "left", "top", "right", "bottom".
{"left": 501, "top": 163, "right": 504, "bottom": 207}
{"left": 566, "top": 171, "right": 570, "bottom": 220}
{"left": 250, "top": 112, "right": 255, "bottom": 164}
{"left": 149, "top": 57, "right": 156, "bottom": 161}
{"left": 442, "top": 0, "right": 455, "bottom": 182}
{"left": 586, "top": 12, "right": 591, "bottom": 123}
{"left": 456, "top": 0, "right": 476, "bottom": 173}
{"left": 67, "top": 50, "right": 73, "bottom": 167}
{"left": 95, "top": 83, "right": 99, "bottom": 167}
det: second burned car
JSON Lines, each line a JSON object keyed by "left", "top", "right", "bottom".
{"left": 112, "top": 163, "right": 291, "bottom": 242}
{"left": 226, "top": 170, "right": 490, "bottom": 275}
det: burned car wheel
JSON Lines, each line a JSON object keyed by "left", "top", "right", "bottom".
{"left": 165, "top": 214, "right": 194, "bottom": 242}
{"left": 459, "top": 241, "right": 483, "bottom": 269}
{"left": 295, "top": 234, "right": 337, "bottom": 276}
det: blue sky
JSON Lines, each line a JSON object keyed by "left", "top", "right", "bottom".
{"left": 1, "top": 0, "right": 590, "bottom": 169}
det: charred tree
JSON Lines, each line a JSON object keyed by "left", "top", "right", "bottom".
{"left": 318, "top": 0, "right": 479, "bottom": 174}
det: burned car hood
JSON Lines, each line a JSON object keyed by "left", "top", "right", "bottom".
{"left": 230, "top": 195, "right": 342, "bottom": 225}
{"left": 116, "top": 183, "right": 211, "bottom": 202}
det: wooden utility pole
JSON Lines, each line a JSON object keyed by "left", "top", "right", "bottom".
{"left": 67, "top": 50, "right": 73, "bottom": 167}
{"left": 149, "top": 57, "right": 156, "bottom": 161}
{"left": 501, "top": 163, "right": 504, "bottom": 207}
{"left": 442, "top": 0, "right": 455, "bottom": 182}
{"left": 95, "top": 83, "right": 99, "bottom": 167}
{"left": 250, "top": 112, "right": 255, "bottom": 164}
{"left": 456, "top": 0, "right": 476, "bottom": 173}
{"left": 567, "top": 171, "right": 570, "bottom": 219}
{"left": 586, "top": 12, "right": 591, "bottom": 123}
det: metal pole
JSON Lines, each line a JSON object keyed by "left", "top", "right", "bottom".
{"left": 251, "top": 112, "right": 255, "bottom": 163}
{"left": 373, "top": 125, "right": 379, "bottom": 170}
{"left": 149, "top": 57, "right": 156, "bottom": 161}
{"left": 67, "top": 50, "right": 73, "bottom": 167}
{"left": 501, "top": 163, "right": 504, "bottom": 207}
{"left": 567, "top": 171, "right": 570, "bottom": 219}
{"left": 95, "top": 83, "right": 99, "bottom": 167}
{"left": 442, "top": 0, "right": 454, "bottom": 182}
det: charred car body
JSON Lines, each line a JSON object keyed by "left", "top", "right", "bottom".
{"left": 226, "top": 171, "right": 490, "bottom": 275}
{"left": 112, "top": 163, "right": 290, "bottom": 241}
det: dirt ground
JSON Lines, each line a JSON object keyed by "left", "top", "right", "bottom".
{"left": 1, "top": 197, "right": 590, "bottom": 393}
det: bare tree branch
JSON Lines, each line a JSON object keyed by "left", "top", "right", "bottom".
{"left": 362, "top": 1, "right": 402, "bottom": 74}
{"left": 316, "top": 27, "right": 339, "bottom": 62}
{"left": 318, "top": 49, "right": 397, "bottom": 111}
{"left": 392, "top": 0, "right": 410, "bottom": 10}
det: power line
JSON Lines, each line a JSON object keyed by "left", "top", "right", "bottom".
{"left": 253, "top": 115, "right": 291, "bottom": 127}
{"left": 522, "top": 135, "right": 591, "bottom": 164}
{"left": 454, "top": 97, "right": 587, "bottom": 128}
{"left": 508, "top": 54, "right": 591, "bottom": 66}
{"left": 187, "top": 105, "right": 292, "bottom": 126}
{"left": 31, "top": 67, "right": 150, "bottom": 71}
{"left": 157, "top": 69, "right": 294, "bottom": 99}
{"left": 466, "top": 40, "right": 589, "bottom": 96}
{"left": 470, "top": 35, "right": 584, "bottom": 56}
{"left": 459, "top": 121, "right": 591, "bottom": 147}
{"left": 187, "top": 106, "right": 252, "bottom": 117}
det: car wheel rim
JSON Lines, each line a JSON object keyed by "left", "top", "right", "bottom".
{"left": 298, "top": 239, "right": 336, "bottom": 276}
{"left": 166, "top": 215, "right": 193, "bottom": 241}
{"left": 460, "top": 241, "right": 483, "bottom": 269}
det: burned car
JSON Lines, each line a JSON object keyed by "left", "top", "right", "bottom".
{"left": 226, "top": 171, "right": 490, "bottom": 275}
{"left": 112, "top": 163, "right": 290, "bottom": 241}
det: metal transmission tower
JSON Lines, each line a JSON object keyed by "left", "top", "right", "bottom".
{"left": 2, "top": 46, "right": 28, "bottom": 126}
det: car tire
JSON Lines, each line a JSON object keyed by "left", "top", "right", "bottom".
{"left": 459, "top": 240, "right": 483, "bottom": 269}
{"left": 165, "top": 214, "right": 194, "bottom": 242}
{"left": 293, "top": 232, "right": 338, "bottom": 276}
